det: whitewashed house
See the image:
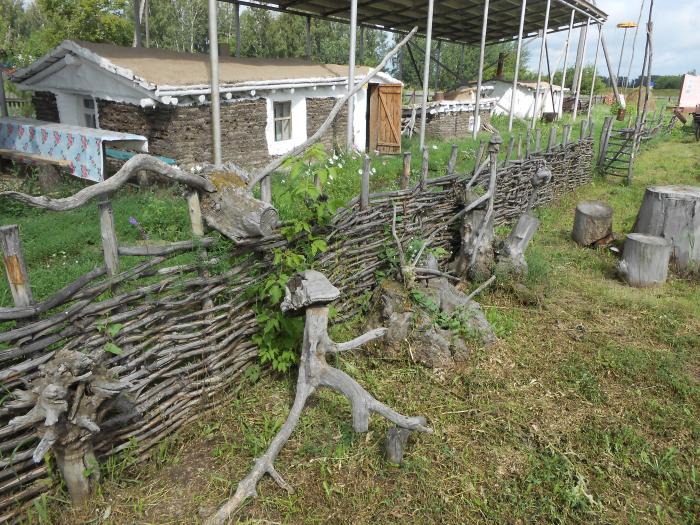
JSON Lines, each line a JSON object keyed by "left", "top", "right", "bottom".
{"left": 484, "top": 79, "right": 568, "bottom": 120}
{"left": 10, "top": 40, "right": 403, "bottom": 167}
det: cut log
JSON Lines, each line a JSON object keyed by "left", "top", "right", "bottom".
{"left": 618, "top": 233, "right": 672, "bottom": 287}
{"left": 496, "top": 213, "right": 540, "bottom": 277}
{"left": 572, "top": 201, "right": 613, "bottom": 246}
{"left": 632, "top": 185, "right": 700, "bottom": 273}
{"left": 200, "top": 169, "right": 279, "bottom": 241}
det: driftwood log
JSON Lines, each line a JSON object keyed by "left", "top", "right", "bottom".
{"left": 205, "top": 270, "right": 431, "bottom": 525}
{"left": 618, "top": 233, "right": 672, "bottom": 287}
{"left": 572, "top": 201, "right": 614, "bottom": 246}
{"left": 200, "top": 170, "right": 279, "bottom": 240}
{"left": 632, "top": 186, "right": 700, "bottom": 273}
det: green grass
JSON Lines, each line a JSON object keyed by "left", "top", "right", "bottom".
{"left": 42, "top": 132, "right": 700, "bottom": 524}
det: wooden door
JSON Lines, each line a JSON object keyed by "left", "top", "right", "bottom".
{"left": 368, "top": 84, "right": 402, "bottom": 154}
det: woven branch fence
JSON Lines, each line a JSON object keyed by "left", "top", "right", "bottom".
{"left": 0, "top": 128, "right": 594, "bottom": 522}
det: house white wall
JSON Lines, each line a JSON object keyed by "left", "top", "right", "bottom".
{"left": 487, "top": 80, "right": 566, "bottom": 120}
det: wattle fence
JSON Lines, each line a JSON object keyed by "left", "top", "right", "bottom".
{"left": 0, "top": 126, "right": 594, "bottom": 522}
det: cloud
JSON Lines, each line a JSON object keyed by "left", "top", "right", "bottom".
{"left": 527, "top": 0, "right": 700, "bottom": 77}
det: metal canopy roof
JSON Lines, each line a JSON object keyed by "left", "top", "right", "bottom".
{"left": 226, "top": 0, "right": 607, "bottom": 45}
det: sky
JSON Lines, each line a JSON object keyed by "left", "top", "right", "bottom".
{"left": 527, "top": 0, "right": 700, "bottom": 78}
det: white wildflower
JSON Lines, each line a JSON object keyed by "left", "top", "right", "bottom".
{"left": 358, "top": 169, "right": 363, "bottom": 175}
{"left": 431, "top": 144, "right": 438, "bottom": 150}
{"left": 371, "top": 167, "right": 377, "bottom": 174}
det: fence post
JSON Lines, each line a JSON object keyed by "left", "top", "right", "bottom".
{"left": 473, "top": 140, "right": 486, "bottom": 175}
{"left": 525, "top": 129, "right": 532, "bottom": 158}
{"left": 598, "top": 116, "right": 613, "bottom": 169}
{"left": 447, "top": 144, "right": 458, "bottom": 176}
{"left": 0, "top": 225, "right": 33, "bottom": 308}
{"left": 504, "top": 136, "right": 515, "bottom": 166}
{"left": 547, "top": 126, "right": 557, "bottom": 152}
{"left": 517, "top": 133, "right": 523, "bottom": 159}
{"left": 261, "top": 175, "right": 272, "bottom": 203}
{"left": 360, "top": 155, "right": 370, "bottom": 210}
{"left": 187, "top": 191, "right": 205, "bottom": 237}
{"left": 587, "top": 120, "right": 595, "bottom": 139}
{"left": 535, "top": 128, "right": 542, "bottom": 153}
{"left": 420, "top": 147, "right": 429, "bottom": 190}
{"left": 580, "top": 120, "right": 588, "bottom": 141}
{"left": 401, "top": 152, "right": 411, "bottom": 190}
{"left": 98, "top": 196, "right": 119, "bottom": 276}
{"left": 562, "top": 124, "right": 571, "bottom": 146}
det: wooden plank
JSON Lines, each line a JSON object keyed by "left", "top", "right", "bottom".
{"left": 0, "top": 225, "right": 33, "bottom": 308}
{"left": 420, "top": 147, "right": 429, "bottom": 190}
{"left": 401, "top": 152, "right": 411, "bottom": 189}
{"left": 447, "top": 144, "right": 459, "bottom": 175}
{"left": 0, "top": 149, "right": 71, "bottom": 168}
{"left": 98, "top": 196, "right": 120, "bottom": 276}
{"left": 360, "top": 155, "right": 370, "bottom": 210}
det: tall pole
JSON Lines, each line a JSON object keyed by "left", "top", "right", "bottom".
{"left": 473, "top": 0, "right": 490, "bottom": 139}
{"left": 144, "top": 0, "right": 150, "bottom": 48}
{"left": 434, "top": 40, "right": 442, "bottom": 91}
{"left": 640, "top": 0, "right": 654, "bottom": 123}
{"left": 208, "top": 0, "right": 222, "bottom": 166}
{"left": 572, "top": 17, "right": 590, "bottom": 121}
{"left": 305, "top": 16, "right": 312, "bottom": 60}
{"left": 459, "top": 43, "right": 466, "bottom": 85}
{"left": 615, "top": 28, "right": 629, "bottom": 90}
{"left": 587, "top": 23, "right": 603, "bottom": 120}
{"left": 571, "top": 20, "right": 588, "bottom": 100}
{"left": 558, "top": 10, "right": 575, "bottom": 117}
{"left": 359, "top": 26, "right": 365, "bottom": 65}
{"left": 588, "top": 0, "right": 623, "bottom": 107}
{"left": 531, "top": 0, "right": 551, "bottom": 129}
{"left": 132, "top": 0, "right": 142, "bottom": 47}
{"left": 625, "top": 1, "right": 646, "bottom": 90}
{"left": 0, "top": 70, "right": 8, "bottom": 118}
{"left": 234, "top": 2, "right": 240, "bottom": 58}
{"left": 419, "top": 0, "right": 435, "bottom": 151}
{"left": 508, "top": 0, "right": 527, "bottom": 132}
{"left": 346, "top": 0, "right": 358, "bottom": 152}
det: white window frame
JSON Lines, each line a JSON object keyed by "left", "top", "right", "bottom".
{"left": 82, "top": 96, "right": 99, "bottom": 128}
{"left": 273, "top": 100, "right": 292, "bottom": 142}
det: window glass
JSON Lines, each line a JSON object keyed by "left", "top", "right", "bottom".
{"left": 273, "top": 101, "right": 292, "bottom": 141}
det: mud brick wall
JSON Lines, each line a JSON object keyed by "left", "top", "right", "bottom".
{"left": 31, "top": 91, "right": 59, "bottom": 122}
{"left": 417, "top": 109, "right": 492, "bottom": 140}
{"left": 98, "top": 99, "right": 270, "bottom": 168}
{"left": 306, "top": 97, "right": 348, "bottom": 153}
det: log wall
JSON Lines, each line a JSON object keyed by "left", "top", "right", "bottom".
{"left": 30, "top": 92, "right": 59, "bottom": 123}
{"left": 0, "top": 135, "right": 594, "bottom": 520}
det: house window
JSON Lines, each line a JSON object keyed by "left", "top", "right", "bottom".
{"left": 273, "top": 101, "right": 292, "bottom": 141}
{"left": 83, "top": 97, "right": 97, "bottom": 128}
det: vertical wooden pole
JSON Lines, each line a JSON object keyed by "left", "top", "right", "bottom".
{"left": 187, "top": 191, "right": 205, "bottom": 237}
{"left": 132, "top": 0, "right": 142, "bottom": 48}
{"left": 517, "top": 133, "right": 523, "bottom": 159}
{"left": 473, "top": 0, "right": 490, "bottom": 139}
{"left": 0, "top": 69, "right": 8, "bottom": 118}
{"left": 0, "top": 225, "right": 33, "bottom": 308}
{"left": 346, "top": 0, "right": 358, "bottom": 152}
{"left": 535, "top": 129, "right": 542, "bottom": 153}
{"left": 305, "top": 16, "right": 312, "bottom": 61}
{"left": 208, "top": 0, "right": 222, "bottom": 166}
{"left": 580, "top": 119, "right": 588, "bottom": 140}
{"left": 525, "top": 129, "right": 532, "bottom": 157}
{"left": 401, "top": 152, "right": 411, "bottom": 189}
{"left": 234, "top": 2, "right": 240, "bottom": 58}
{"left": 447, "top": 144, "right": 458, "bottom": 175}
{"left": 587, "top": 24, "right": 603, "bottom": 121}
{"left": 508, "top": 0, "right": 527, "bottom": 132}
{"left": 598, "top": 115, "right": 613, "bottom": 168}
{"left": 98, "top": 197, "right": 119, "bottom": 277}
{"left": 419, "top": 0, "right": 435, "bottom": 151}
{"left": 420, "top": 147, "right": 429, "bottom": 190}
{"left": 261, "top": 175, "right": 272, "bottom": 203}
{"left": 558, "top": 10, "right": 575, "bottom": 118}
{"left": 531, "top": 0, "right": 551, "bottom": 129}
{"left": 360, "top": 155, "right": 370, "bottom": 210}
{"left": 547, "top": 126, "right": 557, "bottom": 152}
{"left": 473, "top": 141, "right": 486, "bottom": 175}
{"left": 358, "top": 25, "right": 365, "bottom": 65}
{"left": 572, "top": 17, "right": 591, "bottom": 122}
{"left": 504, "top": 136, "right": 515, "bottom": 166}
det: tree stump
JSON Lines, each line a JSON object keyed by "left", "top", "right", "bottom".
{"left": 572, "top": 201, "right": 613, "bottom": 246}
{"left": 37, "top": 165, "right": 63, "bottom": 194}
{"left": 618, "top": 233, "right": 672, "bottom": 287}
{"left": 496, "top": 213, "right": 540, "bottom": 277}
{"left": 632, "top": 186, "right": 700, "bottom": 273}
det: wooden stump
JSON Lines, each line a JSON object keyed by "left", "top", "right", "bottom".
{"left": 572, "top": 201, "right": 613, "bottom": 246}
{"left": 618, "top": 233, "right": 672, "bottom": 287}
{"left": 37, "top": 165, "right": 63, "bottom": 193}
{"left": 632, "top": 185, "right": 700, "bottom": 273}
{"left": 496, "top": 213, "right": 540, "bottom": 277}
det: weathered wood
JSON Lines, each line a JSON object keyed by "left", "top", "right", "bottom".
{"left": 186, "top": 191, "right": 205, "bottom": 237}
{"left": 580, "top": 119, "right": 588, "bottom": 140}
{"left": 525, "top": 129, "right": 532, "bottom": 157}
{"left": 447, "top": 144, "right": 459, "bottom": 175}
{"left": 504, "top": 136, "right": 515, "bottom": 166}
{"left": 0, "top": 225, "right": 33, "bottom": 308}
{"left": 260, "top": 175, "right": 272, "bottom": 204}
{"left": 517, "top": 133, "right": 523, "bottom": 159}
{"left": 205, "top": 271, "right": 431, "bottom": 525}
{"left": 200, "top": 170, "right": 279, "bottom": 241}
{"left": 361, "top": 155, "right": 371, "bottom": 210}
{"left": 632, "top": 185, "right": 700, "bottom": 272}
{"left": 36, "top": 165, "right": 63, "bottom": 194}
{"left": 618, "top": 233, "right": 672, "bottom": 287}
{"left": 420, "top": 147, "right": 429, "bottom": 190}
{"left": 118, "top": 238, "right": 215, "bottom": 256}
{"left": 98, "top": 197, "right": 119, "bottom": 276}
{"left": 598, "top": 116, "right": 614, "bottom": 168}
{"left": 572, "top": 201, "right": 613, "bottom": 246}
{"left": 535, "top": 128, "right": 542, "bottom": 152}
{"left": 0, "top": 155, "right": 215, "bottom": 211}
{"left": 474, "top": 141, "right": 487, "bottom": 174}
{"left": 562, "top": 124, "right": 572, "bottom": 146}
{"left": 497, "top": 213, "right": 540, "bottom": 276}
{"left": 547, "top": 126, "right": 557, "bottom": 152}
{"left": 401, "top": 152, "right": 411, "bottom": 189}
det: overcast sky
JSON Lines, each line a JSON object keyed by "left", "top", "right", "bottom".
{"left": 526, "top": 0, "right": 700, "bottom": 77}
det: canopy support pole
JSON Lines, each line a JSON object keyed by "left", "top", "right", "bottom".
{"left": 346, "top": 0, "right": 358, "bottom": 152}
{"left": 508, "top": 0, "right": 527, "bottom": 132}
{"left": 208, "top": 0, "right": 222, "bottom": 166}
{"left": 234, "top": 2, "right": 240, "bottom": 58}
{"left": 359, "top": 26, "right": 365, "bottom": 64}
{"left": 572, "top": 17, "right": 590, "bottom": 121}
{"left": 133, "top": 0, "right": 142, "bottom": 47}
{"left": 418, "top": 0, "right": 435, "bottom": 151}
{"left": 558, "top": 10, "right": 575, "bottom": 117}
{"left": 306, "top": 16, "right": 312, "bottom": 60}
{"left": 531, "top": 0, "right": 551, "bottom": 129}
{"left": 473, "top": 0, "right": 490, "bottom": 140}
{"left": 0, "top": 70, "right": 7, "bottom": 118}
{"left": 587, "top": 23, "right": 603, "bottom": 120}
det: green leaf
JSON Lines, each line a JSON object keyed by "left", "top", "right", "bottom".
{"left": 106, "top": 323, "right": 123, "bottom": 338}
{"left": 104, "top": 342, "right": 122, "bottom": 355}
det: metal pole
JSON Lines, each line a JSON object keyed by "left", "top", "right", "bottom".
{"left": 208, "top": 0, "right": 222, "bottom": 166}
{"left": 133, "top": 0, "right": 142, "bottom": 47}
{"left": 640, "top": 0, "right": 654, "bottom": 123}
{"left": 508, "top": 0, "right": 527, "bottom": 132}
{"left": 434, "top": 40, "right": 442, "bottom": 92}
{"left": 587, "top": 23, "right": 602, "bottom": 120}
{"left": 572, "top": 17, "right": 590, "bottom": 121}
{"left": 0, "top": 70, "right": 8, "bottom": 118}
{"left": 558, "top": 10, "right": 575, "bottom": 117}
{"left": 459, "top": 43, "right": 465, "bottom": 85}
{"left": 625, "top": 1, "right": 646, "bottom": 90}
{"left": 234, "top": 2, "right": 240, "bottom": 58}
{"left": 144, "top": 0, "right": 150, "bottom": 48}
{"left": 359, "top": 26, "right": 365, "bottom": 65}
{"left": 571, "top": 19, "right": 588, "bottom": 99}
{"left": 305, "top": 16, "right": 312, "bottom": 60}
{"left": 588, "top": 0, "right": 623, "bottom": 107}
{"left": 346, "top": 0, "right": 358, "bottom": 152}
{"left": 473, "top": 0, "right": 489, "bottom": 140}
{"left": 616, "top": 27, "right": 629, "bottom": 90}
{"left": 531, "top": 0, "right": 551, "bottom": 129}
{"left": 418, "top": 0, "right": 435, "bottom": 151}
